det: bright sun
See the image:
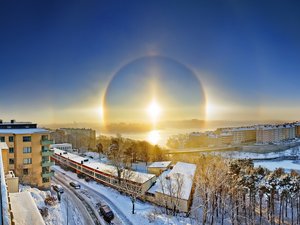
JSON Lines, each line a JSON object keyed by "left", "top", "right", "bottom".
{"left": 147, "top": 100, "right": 161, "bottom": 123}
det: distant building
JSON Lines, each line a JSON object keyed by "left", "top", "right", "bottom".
{"left": 231, "top": 128, "right": 256, "bottom": 144}
{"left": 256, "top": 125, "right": 296, "bottom": 144}
{"left": 0, "top": 120, "right": 53, "bottom": 188}
{"left": 295, "top": 123, "right": 300, "bottom": 137}
{"left": 147, "top": 161, "right": 172, "bottom": 176}
{"left": 51, "top": 128, "right": 96, "bottom": 151}
{"left": 50, "top": 143, "right": 72, "bottom": 152}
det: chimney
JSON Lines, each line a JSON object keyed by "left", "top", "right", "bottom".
{"left": 11, "top": 119, "right": 15, "bottom": 123}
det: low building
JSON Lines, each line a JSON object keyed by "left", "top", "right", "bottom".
{"left": 147, "top": 162, "right": 196, "bottom": 213}
{"left": 50, "top": 143, "right": 72, "bottom": 152}
{"left": 51, "top": 148, "right": 156, "bottom": 195}
{"left": 147, "top": 161, "right": 172, "bottom": 176}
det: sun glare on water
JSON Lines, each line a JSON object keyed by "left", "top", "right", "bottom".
{"left": 148, "top": 130, "right": 160, "bottom": 145}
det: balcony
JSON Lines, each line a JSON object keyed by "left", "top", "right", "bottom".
{"left": 41, "top": 171, "right": 54, "bottom": 178}
{"left": 41, "top": 161, "right": 54, "bottom": 167}
{"left": 41, "top": 149, "right": 54, "bottom": 157}
{"left": 40, "top": 139, "right": 54, "bottom": 145}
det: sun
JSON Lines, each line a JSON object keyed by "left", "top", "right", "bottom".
{"left": 147, "top": 100, "right": 161, "bottom": 123}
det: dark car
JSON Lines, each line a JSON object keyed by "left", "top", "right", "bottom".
{"left": 69, "top": 181, "right": 81, "bottom": 189}
{"left": 77, "top": 173, "right": 85, "bottom": 179}
{"left": 53, "top": 184, "right": 64, "bottom": 193}
{"left": 99, "top": 205, "right": 114, "bottom": 222}
{"left": 84, "top": 176, "right": 91, "bottom": 182}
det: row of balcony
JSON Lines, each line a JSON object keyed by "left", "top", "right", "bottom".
{"left": 41, "top": 161, "right": 54, "bottom": 167}
{"left": 41, "top": 171, "right": 54, "bottom": 178}
{"left": 40, "top": 139, "right": 54, "bottom": 145}
{"left": 41, "top": 149, "right": 54, "bottom": 157}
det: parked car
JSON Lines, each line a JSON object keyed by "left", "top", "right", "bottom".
{"left": 99, "top": 204, "right": 114, "bottom": 222}
{"left": 69, "top": 181, "right": 81, "bottom": 189}
{"left": 77, "top": 173, "right": 85, "bottom": 179}
{"left": 53, "top": 184, "right": 64, "bottom": 193}
{"left": 84, "top": 176, "right": 91, "bottom": 182}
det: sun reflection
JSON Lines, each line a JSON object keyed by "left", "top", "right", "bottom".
{"left": 147, "top": 130, "right": 160, "bottom": 145}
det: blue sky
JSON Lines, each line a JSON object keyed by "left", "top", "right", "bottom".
{"left": 1, "top": 0, "right": 300, "bottom": 123}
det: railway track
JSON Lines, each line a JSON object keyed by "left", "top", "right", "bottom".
{"left": 52, "top": 176, "right": 103, "bottom": 225}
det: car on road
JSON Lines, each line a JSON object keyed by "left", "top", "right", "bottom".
{"left": 84, "top": 176, "right": 91, "bottom": 182}
{"left": 99, "top": 204, "right": 114, "bottom": 222}
{"left": 53, "top": 184, "right": 64, "bottom": 193}
{"left": 69, "top": 181, "right": 81, "bottom": 189}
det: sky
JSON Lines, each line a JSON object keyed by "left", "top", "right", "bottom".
{"left": 1, "top": 0, "right": 300, "bottom": 125}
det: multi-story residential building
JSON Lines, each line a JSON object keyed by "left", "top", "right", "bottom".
{"left": 256, "top": 125, "right": 296, "bottom": 144}
{"left": 51, "top": 128, "right": 96, "bottom": 151}
{"left": 231, "top": 128, "right": 256, "bottom": 144}
{"left": 295, "top": 123, "right": 300, "bottom": 137}
{"left": 1, "top": 143, "right": 45, "bottom": 225}
{"left": 0, "top": 120, "right": 53, "bottom": 188}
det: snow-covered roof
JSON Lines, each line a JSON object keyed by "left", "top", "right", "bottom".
{"left": 149, "top": 162, "right": 196, "bottom": 200}
{"left": 54, "top": 148, "right": 155, "bottom": 184}
{"left": 0, "top": 142, "right": 8, "bottom": 149}
{"left": 148, "top": 161, "right": 172, "bottom": 168}
{"left": 10, "top": 192, "right": 45, "bottom": 225}
{"left": 0, "top": 128, "right": 49, "bottom": 134}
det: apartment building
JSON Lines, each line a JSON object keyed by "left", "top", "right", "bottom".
{"left": 295, "top": 123, "right": 300, "bottom": 137}
{"left": 1, "top": 143, "right": 45, "bottom": 225}
{"left": 256, "top": 125, "right": 296, "bottom": 144}
{"left": 0, "top": 120, "right": 53, "bottom": 188}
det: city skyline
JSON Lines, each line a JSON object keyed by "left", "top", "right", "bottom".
{"left": 1, "top": 1, "right": 300, "bottom": 124}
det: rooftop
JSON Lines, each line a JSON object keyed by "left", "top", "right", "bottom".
{"left": 148, "top": 162, "right": 196, "bottom": 200}
{"left": 54, "top": 148, "right": 155, "bottom": 184}
{"left": 9, "top": 192, "right": 45, "bottom": 225}
{"left": 0, "top": 128, "right": 49, "bottom": 134}
{"left": 148, "top": 161, "right": 172, "bottom": 168}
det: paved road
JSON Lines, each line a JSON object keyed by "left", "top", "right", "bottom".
{"left": 52, "top": 176, "right": 101, "bottom": 225}
{"left": 53, "top": 167, "right": 133, "bottom": 225}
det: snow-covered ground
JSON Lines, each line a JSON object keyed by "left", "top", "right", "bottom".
{"left": 214, "top": 146, "right": 300, "bottom": 160}
{"left": 254, "top": 160, "right": 300, "bottom": 171}
{"left": 53, "top": 165, "right": 193, "bottom": 225}
{"left": 20, "top": 185, "right": 84, "bottom": 225}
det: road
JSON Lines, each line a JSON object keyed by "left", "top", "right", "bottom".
{"left": 52, "top": 176, "right": 103, "bottom": 225}
{"left": 53, "top": 167, "right": 133, "bottom": 225}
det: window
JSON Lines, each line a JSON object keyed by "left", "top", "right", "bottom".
{"left": 23, "top": 147, "right": 32, "bottom": 153}
{"left": 42, "top": 178, "right": 50, "bottom": 183}
{"left": 0, "top": 136, "right": 5, "bottom": 142}
{"left": 41, "top": 135, "right": 48, "bottom": 141}
{"left": 9, "top": 159, "right": 14, "bottom": 164}
{"left": 23, "top": 136, "right": 31, "bottom": 142}
{"left": 9, "top": 148, "right": 14, "bottom": 153}
{"left": 9, "top": 136, "right": 14, "bottom": 142}
{"left": 23, "top": 158, "right": 32, "bottom": 164}
{"left": 23, "top": 169, "right": 29, "bottom": 175}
